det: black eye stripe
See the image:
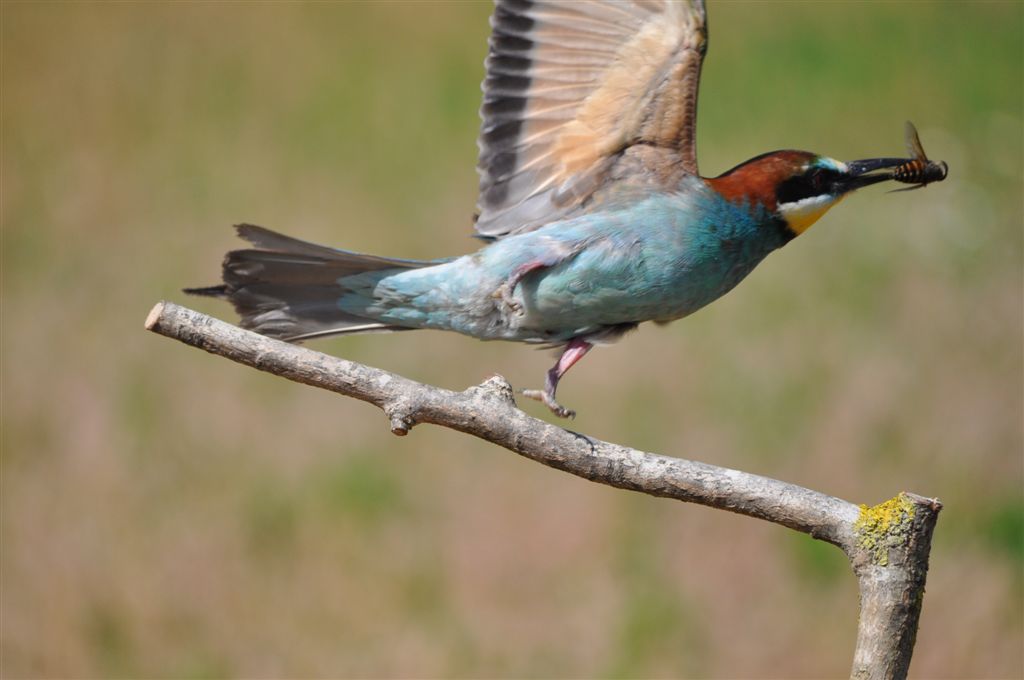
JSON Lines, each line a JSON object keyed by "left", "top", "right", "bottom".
{"left": 776, "top": 168, "right": 842, "bottom": 205}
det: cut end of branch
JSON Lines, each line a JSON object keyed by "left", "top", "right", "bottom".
{"left": 904, "top": 492, "right": 943, "bottom": 514}
{"left": 390, "top": 417, "right": 411, "bottom": 436}
{"left": 145, "top": 301, "right": 167, "bottom": 331}
{"left": 385, "top": 400, "right": 416, "bottom": 436}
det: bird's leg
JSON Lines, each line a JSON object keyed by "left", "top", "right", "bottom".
{"left": 491, "top": 261, "right": 548, "bottom": 318}
{"left": 521, "top": 338, "right": 592, "bottom": 419}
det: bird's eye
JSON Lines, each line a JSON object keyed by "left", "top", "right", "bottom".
{"left": 776, "top": 166, "right": 836, "bottom": 206}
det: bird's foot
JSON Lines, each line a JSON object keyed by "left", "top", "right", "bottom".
{"left": 519, "top": 338, "right": 591, "bottom": 419}
{"left": 491, "top": 261, "right": 553, "bottom": 320}
{"left": 520, "top": 387, "right": 576, "bottom": 419}
{"left": 491, "top": 281, "right": 524, "bottom": 318}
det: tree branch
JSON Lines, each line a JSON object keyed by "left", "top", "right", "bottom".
{"left": 145, "top": 301, "right": 941, "bottom": 679}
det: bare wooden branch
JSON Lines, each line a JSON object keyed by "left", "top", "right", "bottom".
{"left": 145, "top": 301, "right": 941, "bottom": 679}
{"left": 851, "top": 493, "right": 942, "bottom": 680}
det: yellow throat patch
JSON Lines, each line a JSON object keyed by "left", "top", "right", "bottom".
{"left": 778, "top": 194, "right": 845, "bottom": 235}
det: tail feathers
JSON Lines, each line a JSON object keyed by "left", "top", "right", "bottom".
{"left": 182, "top": 284, "right": 228, "bottom": 297}
{"left": 233, "top": 223, "right": 427, "bottom": 271}
{"left": 186, "top": 224, "right": 429, "bottom": 342}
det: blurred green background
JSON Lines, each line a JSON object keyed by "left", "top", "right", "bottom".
{"left": 3, "top": 1, "right": 1021, "bottom": 677}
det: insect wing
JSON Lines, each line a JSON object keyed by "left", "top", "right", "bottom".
{"left": 904, "top": 120, "right": 929, "bottom": 162}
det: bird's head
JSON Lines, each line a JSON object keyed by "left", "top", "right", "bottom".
{"left": 707, "top": 151, "right": 910, "bottom": 237}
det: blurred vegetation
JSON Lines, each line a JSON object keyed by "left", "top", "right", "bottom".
{"left": 2, "top": 1, "right": 1021, "bottom": 678}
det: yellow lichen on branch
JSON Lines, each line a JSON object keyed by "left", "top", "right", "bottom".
{"left": 854, "top": 494, "right": 917, "bottom": 566}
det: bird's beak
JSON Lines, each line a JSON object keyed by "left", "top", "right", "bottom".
{"left": 839, "top": 157, "right": 908, "bottom": 193}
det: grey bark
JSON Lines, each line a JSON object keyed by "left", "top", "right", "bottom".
{"left": 146, "top": 300, "right": 941, "bottom": 680}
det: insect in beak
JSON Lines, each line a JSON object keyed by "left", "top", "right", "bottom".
{"left": 843, "top": 121, "right": 948, "bottom": 194}
{"left": 888, "top": 121, "right": 949, "bottom": 192}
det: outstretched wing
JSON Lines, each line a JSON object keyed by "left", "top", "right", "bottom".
{"left": 474, "top": 0, "right": 708, "bottom": 238}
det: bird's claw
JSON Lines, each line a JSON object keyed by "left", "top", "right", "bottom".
{"left": 491, "top": 282, "right": 524, "bottom": 319}
{"left": 520, "top": 388, "right": 576, "bottom": 419}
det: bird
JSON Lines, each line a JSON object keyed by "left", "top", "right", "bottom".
{"left": 187, "top": 0, "right": 946, "bottom": 419}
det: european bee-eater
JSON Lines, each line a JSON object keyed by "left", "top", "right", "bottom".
{"left": 188, "top": 0, "right": 947, "bottom": 418}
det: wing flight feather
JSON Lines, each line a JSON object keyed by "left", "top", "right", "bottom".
{"left": 475, "top": 0, "right": 707, "bottom": 238}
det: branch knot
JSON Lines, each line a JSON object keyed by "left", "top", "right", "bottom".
{"left": 465, "top": 374, "right": 516, "bottom": 406}
{"left": 384, "top": 398, "right": 417, "bottom": 436}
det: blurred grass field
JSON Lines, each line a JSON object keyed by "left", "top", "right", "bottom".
{"left": 2, "top": 1, "right": 1022, "bottom": 677}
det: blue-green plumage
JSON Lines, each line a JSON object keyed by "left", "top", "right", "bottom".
{"left": 344, "top": 178, "right": 788, "bottom": 344}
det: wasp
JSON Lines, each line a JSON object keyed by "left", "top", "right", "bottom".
{"left": 891, "top": 121, "right": 948, "bottom": 191}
